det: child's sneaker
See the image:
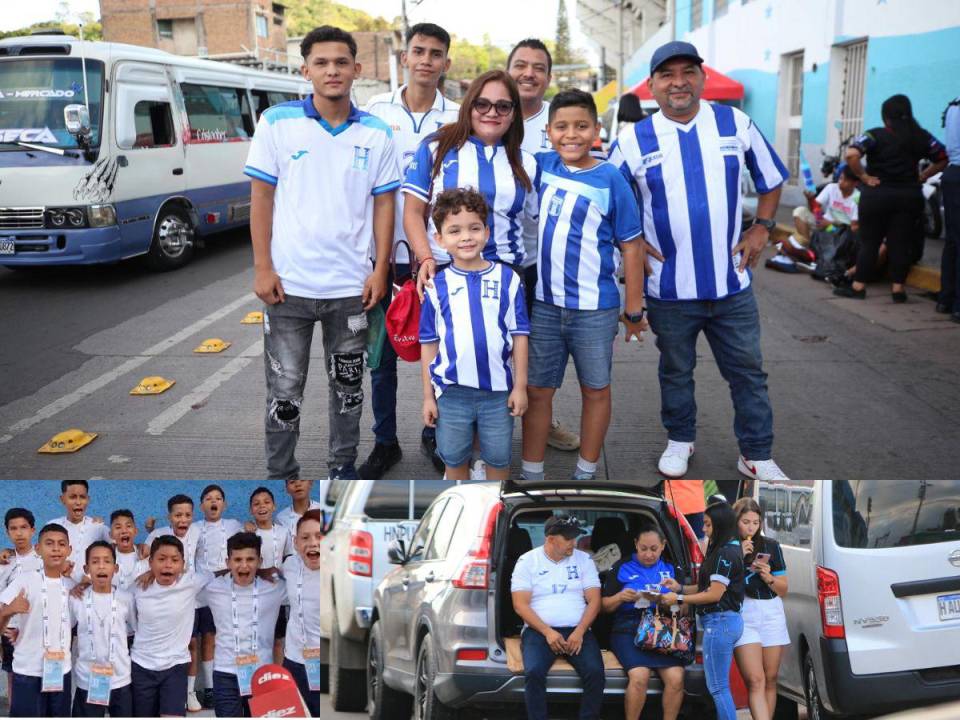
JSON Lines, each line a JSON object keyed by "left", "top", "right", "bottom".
{"left": 571, "top": 469, "right": 595, "bottom": 481}
{"left": 658, "top": 440, "right": 694, "bottom": 478}
{"left": 186, "top": 692, "right": 202, "bottom": 713}
{"left": 470, "top": 459, "right": 487, "bottom": 480}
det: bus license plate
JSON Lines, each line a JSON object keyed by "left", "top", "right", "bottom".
{"left": 0, "top": 239, "right": 14, "bottom": 255}
{"left": 937, "top": 593, "right": 960, "bottom": 622}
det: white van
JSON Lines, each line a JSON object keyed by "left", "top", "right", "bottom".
{"left": 0, "top": 34, "right": 307, "bottom": 270}
{"left": 751, "top": 480, "right": 960, "bottom": 719}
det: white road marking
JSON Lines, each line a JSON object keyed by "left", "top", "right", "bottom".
{"left": 108, "top": 455, "right": 131, "bottom": 464}
{"left": 146, "top": 339, "right": 262, "bottom": 436}
{"left": 0, "top": 293, "right": 256, "bottom": 444}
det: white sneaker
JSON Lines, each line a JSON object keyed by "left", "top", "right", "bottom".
{"left": 470, "top": 458, "right": 487, "bottom": 480}
{"left": 738, "top": 455, "right": 789, "bottom": 481}
{"left": 658, "top": 440, "right": 694, "bottom": 478}
{"left": 186, "top": 691, "right": 202, "bottom": 713}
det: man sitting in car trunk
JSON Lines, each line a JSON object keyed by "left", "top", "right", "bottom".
{"left": 511, "top": 516, "right": 605, "bottom": 720}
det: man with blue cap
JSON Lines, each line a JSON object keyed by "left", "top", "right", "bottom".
{"left": 609, "top": 41, "right": 791, "bottom": 482}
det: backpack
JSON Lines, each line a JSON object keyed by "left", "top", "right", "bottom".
{"left": 811, "top": 226, "right": 859, "bottom": 281}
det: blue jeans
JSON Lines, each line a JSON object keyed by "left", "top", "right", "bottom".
{"left": 701, "top": 611, "right": 745, "bottom": 720}
{"left": 940, "top": 165, "right": 960, "bottom": 312}
{"left": 10, "top": 671, "right": 72, "bottom": 717}
{"left": 213, "top": 670, "right": 250, "bottom": 718}
{"left": 646, "top": 286, "right": 774, "bottom": 459}
{"left": 520, "top": 627, "right": 605, "bottom": 720}
{"left": 528, "top": 301, "right": 620, "bottom": 389}
{"left": 283, "top": 658, "right": 322, "bottom": 717}
{"left": 436, "top": 385, "right": 513, "bottom": 468}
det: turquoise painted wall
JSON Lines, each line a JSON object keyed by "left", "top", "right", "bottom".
{"left": 676, "top": 0, "right": 692, "bottom": 37}
{"left": 801, "top": 63, "right": 829, "bottom": 146}
{"left": 727, "top": 69, "right": 779, "bottom": 140}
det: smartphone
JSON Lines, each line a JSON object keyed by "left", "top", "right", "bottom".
{"left": 752, "top": 552, "right": 771, "bottom": 569}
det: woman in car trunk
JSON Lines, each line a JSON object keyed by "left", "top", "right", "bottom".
{"left": 601, "top": 523, "right": 686, "bottom": 720}
{"left": 661, "top": 502, "right": 745, "bottom": 720}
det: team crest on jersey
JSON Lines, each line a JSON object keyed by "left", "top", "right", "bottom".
{"left": 540, "top": 129, "right": 550, "bottom": 149}
{"left": 353, "top": 146, "right": 371, "bottom": 171}
{"left": 481, "top": 278, "right": 500, "bottom": 299}
{"left": 548, "top": 194, "right": 564, "bottom": 217}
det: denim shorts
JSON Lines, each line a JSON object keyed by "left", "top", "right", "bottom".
{"left": 528, "top": 301, "right": 620, "bottom": 389}
{"left": 436, "top": 384, "right": 513, "bottom": 469}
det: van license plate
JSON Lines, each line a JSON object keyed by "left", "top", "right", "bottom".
{"left": 0, "top": 239, "right": 14, "bottom": 255}
{"left": 937, "top": 593, "right": 960, "bottom": 622}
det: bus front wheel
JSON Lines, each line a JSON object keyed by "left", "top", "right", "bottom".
{"left": 146, "top": 205, "right": 195, "bottom": 271}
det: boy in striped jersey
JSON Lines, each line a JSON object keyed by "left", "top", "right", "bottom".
{"left": 420, "top": 188, "right": 530, "bottom": 480}
{"left": 521, "top": 90, "right": 645, "bottom": 482}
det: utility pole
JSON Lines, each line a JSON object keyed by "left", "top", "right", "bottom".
{"left": 617, "top": 0, "right": 624, "bottom": 102}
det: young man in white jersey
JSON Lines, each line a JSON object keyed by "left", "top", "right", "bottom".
{"left": 511, "top": 516, "right": 604, "bottom": 720}
{"left": 0, "top": 509, "right": 42, "bottom": 703}
{"left": 69, "top": 541, "right": 136, "bottom": 717}
{"left": 48, "top": 481, "right": 110, "bottom": 583}
{"left": 507, "top": 38, "right": 581, "bottom": 454}
{"left": 247, "top": 487, "right": 290, "bottom": 664}
{"left": 282, "top": 510, "right": 323, "bottom": 717}
{"left": 199, "top": 532, "right": 286, "bottom": 717}
{"left": 276, "top": 479, "right": 323, "bottom": 549}
{"left": 246, "top": 25, "right": 400, "bottom": 481}
{"left": 0, "top": 523, "right": 76, "bottom": 717}
{"left": 362, "top": 22, "right": 460, "bottom": 478}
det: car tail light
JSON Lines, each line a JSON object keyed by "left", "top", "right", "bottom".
{"left": 456, "top": 649, "right": 488, "bottom": 662}
{"left": 817, "top": 566, "right": 845, "bottom": 639}
{"left": 452, "top": 501, "right": 502, "bottom": 590}
{"left": 348, "top": 530, "right": 373, "bottom": 577}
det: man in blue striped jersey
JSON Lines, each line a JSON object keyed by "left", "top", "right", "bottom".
{"left": 609, "top": 41, "right": 790, "bottom": 482}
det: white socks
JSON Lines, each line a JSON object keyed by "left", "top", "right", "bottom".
{"left": 521, "top": 460, "right": 544, "bottom": 479}
{"left": 576, "top": 456, "right": 598, "bottom": 474}
{"left": 187, "top": 675, "right": 196, "bottom": 694}
{"left": 201, "top": 660, "right": 213, "bottom": 688}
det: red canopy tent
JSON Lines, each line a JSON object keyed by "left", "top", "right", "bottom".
{"left": 631, "top": 65, "right": 744, "bottom": 101}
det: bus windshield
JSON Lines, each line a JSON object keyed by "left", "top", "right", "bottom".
{"left": 0, "top": 57, "right": 104, "bottom": 150}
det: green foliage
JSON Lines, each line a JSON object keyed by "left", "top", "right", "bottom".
{"left": 287, "top": 0, "right": 394, "bottom": 36}
{"left": 554, "top": 0, "right": 572, "bottom": 66}
{"left": 448, "top": 33, "right": 508, "bottom": 80}
{"left": 0, "top": 12, "right": 102, "bottom": 42}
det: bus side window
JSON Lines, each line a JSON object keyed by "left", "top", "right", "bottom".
{"left": 251, "top": 90, "right": 270, "bottom": 120}
{"left": 125, "top": 100, "right": 175, "bottom": 150}
{"left": 236, "top": 89, "right": 255, "bottom": 137}
{"left": 267, "top": 91, "right": 293, "bottom": 106}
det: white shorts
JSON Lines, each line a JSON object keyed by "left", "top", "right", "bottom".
{"left": 793, "top": 205, "right": 816, "bottom": 225}
{"left": 735, "top": 596, "right": 791, "bottom": 648}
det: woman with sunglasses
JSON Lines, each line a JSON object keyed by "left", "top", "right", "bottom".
{"left": 402, "top": 69, "right": 537, "bottom": 291}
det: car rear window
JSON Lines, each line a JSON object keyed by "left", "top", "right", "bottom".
{"left": 833, "top": 481, "right": 960, "bottom": 549}
{"left": 364, "top": 480, "right": 479, "bottom": 520}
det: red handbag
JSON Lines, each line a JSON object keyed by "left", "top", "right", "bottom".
{"left": 385, "top": 240, "right": 422, "bottom": 362}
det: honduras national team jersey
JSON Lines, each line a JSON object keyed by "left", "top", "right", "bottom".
{"left": 244, "top": 97, "right": 400, "bottom": 300}
{"left": 403, "top": 137, "right": 538, "bottom": 265}
{"left": 419, "top": 262, "right": 529, "bottom": 395}
{"left": 365, "top": 87, "right": 459, "bottom": 263}
{"left": 520, "top": 102, "right": 553, "bottom": 268}
{"left": 533, "top": 152, "right": 642, "bottom": 310}
{"left": 609, "top": 103, "right": 788, "bottom": 301}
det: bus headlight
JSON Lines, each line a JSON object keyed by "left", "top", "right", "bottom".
{"left": 66, "top": 209, "right": 86, "bottom": 227}
{"left": 88, "top": 204, "right": 117, "bottom": 227}
{"left": 45, "top": 207, "right": 90, "bottom": 229}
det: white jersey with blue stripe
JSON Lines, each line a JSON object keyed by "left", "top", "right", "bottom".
{"left": 609, "top": 103, "right": 788, "bottom": 301}
{"left": 244, "top": 96, "right": 400, "bottom": 299}
{"left": 402, "top": 137, "right": 538, "bottom": 265}
{"left": 365, "top": 86, "right": 459, "bottom": 262}
{"left": 533, "top": 152, "right": 642, "bottom": 310}
{"left": 419, "top": 262, "right": 530, "bottom": 394}
{"left": 520, "top": 102, "right": 553, "bottom": 268}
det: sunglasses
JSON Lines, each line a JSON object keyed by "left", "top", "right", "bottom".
{"left": 473, "top": 98, "right": 515, "bottom": 117}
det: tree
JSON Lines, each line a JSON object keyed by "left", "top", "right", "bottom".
{"left": 0, "top": 16, "right": 102, "bottom": 42}
{"left": 554, "top": 0, "right": 572, "bottom": 66}
{"left": 447, "top": 34, "right": 508, "bottom": 81}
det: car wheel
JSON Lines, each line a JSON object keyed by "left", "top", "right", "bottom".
{"left": 804, "top": 653, "right": 838, "bottom": 720}
{"left": 145, "top": 205, "right": 194, "bottom": 271}
{"left": 414, "top": 634, "right": 456, "bottom": 720}
{"left": 330, "top": 608, "right": 368, "bottom": 711}
{"left": 772, "top": 695, "right": 800, "bottom": 720}
{"left": 368, "top": 620, "right": 412, "bottom": 720}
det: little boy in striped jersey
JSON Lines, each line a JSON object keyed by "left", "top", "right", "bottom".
{"left": 420, "top": 188, "right": 530, "bottom": 480}
{"left": 521, "top": 89, "right": 645, "bottom": 482}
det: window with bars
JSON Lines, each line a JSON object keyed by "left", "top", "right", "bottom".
{"left": 789, "top": 53, "right": 804, "bottom": 116}
{"left": 839, "top": 41, "right": 868, "bottom": 142}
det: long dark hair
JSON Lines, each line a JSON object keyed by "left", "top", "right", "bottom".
{"left": 703, "top": 501, "right": 738, "bottom": 573}
{"left": 732, "top": 497, "right": 765, "bottom": 564}
{"left": 881, "top": 94, "right": 928, "bottom": 159}
{"left": 430, "top": 70, "right": 531, "bottom": 192}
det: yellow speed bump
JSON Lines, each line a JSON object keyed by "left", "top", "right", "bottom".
{"left": 38, "top": 428, "right": 98, "bottom": 454}
{"left": 241, "top": 311, "right": 263, "bottom": 324}
{"left": 194, "top": 338, "right": 231, "bottom": 353}
{"left": 130, "top": 376, "right": 175, "bottom": 395}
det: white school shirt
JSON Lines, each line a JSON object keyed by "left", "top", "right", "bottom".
{"left": 277, "top": 501, "right": 323, "bottom": 550}
{"left": 130, "top": 571, "right": 214, "bottom": 671}
{"left": 69, "top": 588, "right": 136, "bottom": 690}
{"left": 0, "top": 549, "right": 43, "bottom": 590}
{"left": 533, "top": 152, "right": 643, "bottom": 310}
{"left": 282, "top": 555, "right": 322, "bottom": 664}
{"left": 0, "top": 571, "right": 75, "bottom": 677}
{"left": 609, "top": 102, "right": 789, "bottom": 301}
{"left": 113, "top": 550, "right": 148, "bottom": 594}
{"left": 521, "top": 101, "right": 552, "bottom": 268}
{"left": 510, "top": 547, "right": 600, "bottom": 628}
{"left": 815, "top": 183, "right": 859, "bottom": 226}
{"left": 244, "top": 96, "right": 401, "bottom": 299}
{"left": 144, "top": 525, "right": 201, "bottom": 572}
{"left": 365, "top": 86, "right": 460, "bottom": 263}
{"left": 255, "top": 525, "right": 292, "bottom": 570}
{"left": 199, "top": 575, "right": 287, "bottom": 676}
{"left": 403, "top": 136, "right": 539, "bottom": 265}
{"left": 48, "top": 515, "right": 111, "bottom": 582}
{"left": 194, "top": 519, "right": 243, "bottom": 573}
{"left": 419, "top": 262, "right": 529, "bottom": 395}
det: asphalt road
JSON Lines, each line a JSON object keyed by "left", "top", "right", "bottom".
{"left": 1, "top": 228, "right": 958, "bottom": 479}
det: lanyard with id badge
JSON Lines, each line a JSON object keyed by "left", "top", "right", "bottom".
{"left": 85, "top": 590, "right": 117, "bottom": 706}
{"left": 298, "top": 565, "right": 322, "bottom": 692}
{"left": 41, "top": 577, "right": 69, "bottom": 693}
{"left": 232, "top": 579, "right": 259, "bottom": 696}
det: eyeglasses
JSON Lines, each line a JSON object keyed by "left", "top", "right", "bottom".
{"left": 473, "top": 98, "right": 515, "bottom": 117}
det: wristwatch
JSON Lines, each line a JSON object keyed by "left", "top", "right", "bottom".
{"left": 676, "top": 594, "right": 684, "bottom": 604}
{"left": 754, "top": 217, "right": 776, "bottom": 231}
{"left": 623, "top": 309, "right": 646, "bottom": 323}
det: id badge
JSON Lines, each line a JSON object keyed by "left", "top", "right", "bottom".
{"left": 304, "top": 647, "right": 322, "bottom": 692}
{"left": 41, "top": 651, "right": 65, "bottom": 693}
{"left": 88, "top": 664, "right": 114, "bottom": 706}
{"left": 236, "top": 654, "right": 258, "bottom": 697}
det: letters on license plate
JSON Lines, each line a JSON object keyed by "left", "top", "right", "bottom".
{"left": 0, "top": 239, "right": 14, "bottom": 255}
{"left": 937, "top": 593, "right": 960, "bottom": 622}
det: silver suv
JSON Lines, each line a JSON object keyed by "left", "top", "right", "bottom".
{"left": 368, "top": 479, "right": 737, "bottom": 720}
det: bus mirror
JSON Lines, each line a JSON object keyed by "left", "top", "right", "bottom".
{"left": 64, "top": 104, "right": 91, "bottom": 138}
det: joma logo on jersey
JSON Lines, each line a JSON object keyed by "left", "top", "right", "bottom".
{"left": 353, "top": 146, "right": 371, "bottom": 171}
{"left": 548, "top": 194, "right": 564, "bottom": 217}
{"left": 481, "top": 279, "right": 500, "bottom": 299}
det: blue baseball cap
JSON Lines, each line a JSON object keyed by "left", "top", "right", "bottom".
{"left": 650, "top": 41, "right": 704, "bottom": 76}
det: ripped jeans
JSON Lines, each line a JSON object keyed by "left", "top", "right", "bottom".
{"left": 263, "top": 294, "right": 367, "bottom": 478}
